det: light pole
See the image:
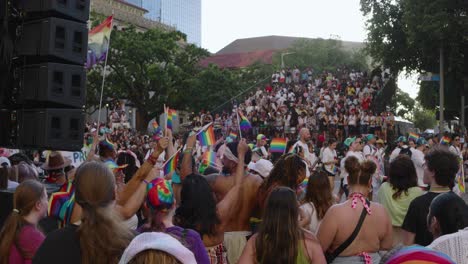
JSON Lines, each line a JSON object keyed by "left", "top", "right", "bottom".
{"left": 281, "top": 52, "right": 296, "bottom": 69}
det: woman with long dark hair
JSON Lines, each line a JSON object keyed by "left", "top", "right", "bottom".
{"left": 0, "top": 180, "right": 48, "bottom": 264}
{"left": 257, "top": 153, "right": 306, "bottom": 215}
{"left": 317, "top": 156, "right": 392, "bottom": 263}
{"left": 174, "top": 140, "right": 248, "bottom": 264}
{"left": 377, "top": 155, "right": 423, "bottom": 246}
{"left": 301, "top": 171, "right": 334, "bottom": 235}
{"left": 33, "top": 161, "right": 134, "bottom": 264}
{"left": 239, "top": 187, "right": 326, "bottom": 263}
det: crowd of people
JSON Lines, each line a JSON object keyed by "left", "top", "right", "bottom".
{"left": 0, "top": 66, "right": 467, "bottom": 264}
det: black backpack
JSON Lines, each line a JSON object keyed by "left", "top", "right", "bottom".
{"left": 399, "top": 146, "right": 412, "bottom": 158}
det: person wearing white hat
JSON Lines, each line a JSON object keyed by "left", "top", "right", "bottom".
{"left": 119, "top": 232, "right": 196, "bottom": 264}
{"left": 247, "top": 159, "right": 273, "bottom": 179}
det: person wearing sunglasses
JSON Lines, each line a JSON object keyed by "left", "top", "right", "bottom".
{"left": 449, "top": 134, "right": 462, "bottom": 160}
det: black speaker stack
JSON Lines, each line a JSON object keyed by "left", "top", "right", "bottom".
{"left": 0, "top": 0, "right": 90, "bottom": 151}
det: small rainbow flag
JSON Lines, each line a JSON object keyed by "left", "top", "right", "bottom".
{"left": 270, "top": 138, "right": 287, "bottom": 153}
{"left": 238, "top": 111, "right": 252, "bottom": 130}
{"left": 408, "top": 132, "right": 420, "bottom": 142}
{"left": 229, "top": 131, "right": 238, "bottom": 140}
{"left": 198, "top": 126, "right": 216, "bottom": 147}
{"left": 202, "top": 150, "right": 217, "bottom": 166}
{"left": 167, "top": 108, "right": 177, "bottom": 130}
{"left": 163, "top": 152, "right": 179, "bottom": 176}
{"left": 300, "top": 178, "right": 309, "bottom": 189}
{"left": 440, "top": 136, "right": 451, "bottom": 145}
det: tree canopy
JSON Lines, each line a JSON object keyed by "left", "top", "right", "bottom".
{"left": 360, "top": 0, "right": 468, "bottom": 112}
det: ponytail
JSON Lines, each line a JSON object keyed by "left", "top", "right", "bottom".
{"left": 345, "top": 156, "right": 376, "bottom": 186}
{"left": 0, "top": 180, "right": 45, "bottom": 263}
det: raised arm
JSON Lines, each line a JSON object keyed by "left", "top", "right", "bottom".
{"left": 86, "top": 132, "right": 100, "bottom": 161}
{"left": 217, "top": 139, "right": 248, "bottom": 225}
{"left": 117, "top": 137, "right": 169, "bottom": 208}
{"left": 180, "top": 133, "right": 196, "bottom": 180}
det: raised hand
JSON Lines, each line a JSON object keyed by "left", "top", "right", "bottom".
{"left": 157, "top": 137, "right": 169, "bottom": 152}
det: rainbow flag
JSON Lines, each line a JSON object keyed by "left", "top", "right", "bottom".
{"left": 48, "top": 182, "right": 75, "bottom": 228}
{"left": 86, "top": 16, "right": 113, "bottom": 68}
{"left": 408, "top": 132, "right": 420, "bottom": 142}
{"left": 198, "top": 126, "right": 216, "bottom": 147}
{"left": 300, "top": 178, "right": 309, "bottom": 190}
{"left": 270, "top": 138, "right": 287, "bottom": 153}
{"left": 167, "top": 108, "right": 177, "bottom": 130}
{"left": 457, "top": 159, "right": 465, "bottom": 193}
{"left": 163, "top": 152, "right": 179, "bottom": 176}
{"left": 229, "top": 131, "right": 238, "bottom": 140}
{"left": 440, "top": 136, "right": 451, "bottom": 145}
{"left": 238, "top": 111, "right": 251, "bottom": 130}
{"left": 202, "top": 150, "right": 217, "bottom": 166}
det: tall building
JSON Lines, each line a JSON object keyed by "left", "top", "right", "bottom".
{"left": 137, "top": 0, "right": 201, "bottom": 46}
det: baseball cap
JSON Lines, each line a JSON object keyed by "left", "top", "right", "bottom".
{"left": 376, "top": 139, "right": 384, "bottom": 145}
{"left": 256, "top": 134, "right": 267, "bottom": 141}
{"left": 365, "top": 134, "right": 375, "bottom": 142}
{"left": 344, "top": 137, "right": 357, "bottom": 147}
{"left": 416, "top": 137, "right": 428, "bottom": 146}
{"left": 247, "top": 159, "right": 273, "bottom": 178}
{"left": 119, "top": 232, "right": 196, "bottom": 264}
{"left": 397, "top": 136, "right": 407, "bottom": 143}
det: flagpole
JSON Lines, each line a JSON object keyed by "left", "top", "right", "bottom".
{"left": 161, "top": 147, "right": 182, "bottom": 167}
{"left": 236, "top": 110, "right": 243, "bottom": 139}
{"left": 97, "top": 14, "right": 114, "bottom": 130}
{"left": 164, "top": 104, "right": 168, "bottom": 133}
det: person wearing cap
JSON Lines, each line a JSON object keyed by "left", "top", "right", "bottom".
{"left": 389, "top": 136, "right": 407, "bottom": 163}
{"left": 180, "top": 137, "right": 260, "bottom": 264}
{"left": 119, "top": 232, "right": 197, "bottom": 264}
{"left": 340, "top": 136, "right": 365, "bottom": 196}
{"left": 41, "top": 152, "right": 73, "bottom": 185}
{"left": 411, "top": 137, "right": 429, "bottom": 187}
{"left": 362, "top": 134, "right": 377, "bottom": 159}
{"left": 139, "top": 178, "right": 209, "bottom": 264}
{"left": 247, "top": 159, "right": 273, "bottom": 179}
{"left": 255, "top": 134, "right": 269, "bottom": 159}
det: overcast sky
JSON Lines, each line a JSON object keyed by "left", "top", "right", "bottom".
{"left": 201, "top": 0, "right": 419, "bottom": 99}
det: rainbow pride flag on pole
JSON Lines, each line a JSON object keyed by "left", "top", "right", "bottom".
{"left": 270, "top": 138, "right": 287, "bottom": 153}
{"left": 238, "top": 111, "right": 251, "bottom": 130}
{"left": 163, "top": 151, "right": 180, "bottom": 176}
{"left": 408, "top": 132, "right": 420, "bottom": 142}
{"left": 198, "top": 125, "right": 216, "bottom": 147}
{"left": 86, "top": 16, "right": 113, "bottom": 68}
{"left": 166, "top": 108, "right": 177, "bottom": 130}
{"left": 202, "top": 150, "right": 217, "bottom": 166}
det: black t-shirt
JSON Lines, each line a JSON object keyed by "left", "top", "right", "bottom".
{"left": 401, "top": 192, "right": 446, "bottom": 246}
{"left": 33, "top": 225, "right": 81, "bottom": 264}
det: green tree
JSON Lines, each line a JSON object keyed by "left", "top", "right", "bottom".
{"left": 273, "top": 38, "right": 368, "bottom": 72}
{"left": 413, "top": 106, "right": 437, "bottom": 130}
{"left": 360, "top": 0, "right": 468, "bottom": 111}
{"left": 87, "top": 26, "right": 209, "bottom": 129}
{"left": 391, "top": 88, "right": 416, "bottom": 120}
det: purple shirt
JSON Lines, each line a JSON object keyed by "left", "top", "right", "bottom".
{"left": 165, "top": 226, "right": 210, "bottom": 264}
{"left": 9, "top": 225, "right": 45, "bottom": 264}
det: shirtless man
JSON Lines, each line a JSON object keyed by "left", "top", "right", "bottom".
{"left": 181, "top": 134, "right": 263, "bottom": 264}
